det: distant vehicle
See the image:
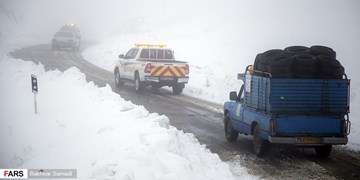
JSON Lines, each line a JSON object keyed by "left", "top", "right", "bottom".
{"left": 223, "top": 46, "right": 350, "bottom": 158}
{"left": 114, "top": 44, "right": 189, "bottom": 94}
{"left": 52, "top": 24, "right": 81, "bottom": 51}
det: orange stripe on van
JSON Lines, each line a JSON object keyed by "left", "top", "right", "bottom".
{"left": 151, "top": 66, "right": 164, "bottom": 76}
{"left": 150, "top": 65, "right": 186, "bottom": 77}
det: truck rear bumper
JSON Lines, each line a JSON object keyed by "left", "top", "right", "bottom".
{"left": 268, "top": 136, "right": 348, "bottom": 145}
{"left": 144, "top": 76, "right": 189, "bottom": 83}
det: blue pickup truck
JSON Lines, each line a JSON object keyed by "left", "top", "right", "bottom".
{"left": 223, "top": 64, "right": 350, "bottom": 157}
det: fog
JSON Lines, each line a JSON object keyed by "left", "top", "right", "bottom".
{"left": 1, "top": 0, "right": 360, "bottom": 76}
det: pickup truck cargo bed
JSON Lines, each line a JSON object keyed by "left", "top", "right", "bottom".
{"left": 245, "top": 76, "right": 349, "bottom": 114}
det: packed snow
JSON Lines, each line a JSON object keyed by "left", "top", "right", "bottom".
{"left": 0, "top": 52, "right": 257, "bottom": 179}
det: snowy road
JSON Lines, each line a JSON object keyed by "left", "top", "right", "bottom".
{"left": 10, "top": 44, "right": 360, "bottom": 180}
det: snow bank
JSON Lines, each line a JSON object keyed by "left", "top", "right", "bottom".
{"left": 348, "top": 81, "right": 360, "bottom": 151}
{"left": 0, "top": 55, "right": 256, "bottom": 179}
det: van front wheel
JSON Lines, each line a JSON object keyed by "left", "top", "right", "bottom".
{"left": 114, "top": 69, "right": 124, "bottom": 88}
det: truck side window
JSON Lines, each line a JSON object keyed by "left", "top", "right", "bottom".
{"left": 150, "top": 49, "right": 157, "bottom": 59}
{"left": 140, "top": 49, "right": 150, "bottom": 58}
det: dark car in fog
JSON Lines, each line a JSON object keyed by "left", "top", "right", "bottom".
{"left": 52, "top": 24, "right": 81, "bottom": 51}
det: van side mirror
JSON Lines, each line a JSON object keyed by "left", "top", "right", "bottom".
{"left": 229, "top": 91, "right": 238, "bottom": 101}
{"left": 118, "top": 54, "right": 124, "bottom": 59}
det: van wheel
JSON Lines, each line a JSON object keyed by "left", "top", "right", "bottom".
{"left": 134, "top": 73, "right": 144, "bottom": 93}
{"left": 315, "top": 145, "right": 332, "bottom": 158}
{"left": 114, "top": 69, "right": 124, "bottom": 88}
{"left": 172, "top": 84, "right": 184, "bottom": 95}
{"left": 224, "top": 115, "right": 238, "bottom": 142}
{"left": 253, "top": 124, "right": 269, "bottom": 157}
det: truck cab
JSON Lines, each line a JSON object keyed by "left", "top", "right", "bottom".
{"left": 114, "top": 44, "right": 189, "bottom": 94}
{"left": 224, "top": 65, "right": 350, "bottom": 157}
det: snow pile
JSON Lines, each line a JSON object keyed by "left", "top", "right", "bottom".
{"left": 348, "top": 80, "right": 360, "bottom": 150}
{"left": 0, "top": 55, "right": 256, "bottom": 180}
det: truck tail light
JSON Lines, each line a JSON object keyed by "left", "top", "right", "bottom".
{"left": 184, "top": 64, "right": 189, "bottom": 74}
{"left": 144, "top": 63, "right": 153, "bottom": 73}
{"left": 343, "top": 114, "right": 351, "bottom": 135}
{"left": 270, "top": 119, "right": 276, "bottom": 136}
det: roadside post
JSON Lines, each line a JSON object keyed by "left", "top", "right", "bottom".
{"left": 31, "top": 74, "right": 38, "bottom": 114}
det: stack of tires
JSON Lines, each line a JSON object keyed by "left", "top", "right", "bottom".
{"left": 253, "top": 46, "right": 345, "bottom": 79}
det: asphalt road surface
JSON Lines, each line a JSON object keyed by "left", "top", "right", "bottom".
{"left": 10, "top": 44, "right": 360, "bottom": 180}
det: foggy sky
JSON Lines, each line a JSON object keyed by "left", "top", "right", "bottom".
{"left": 1, "top": 0, "right": 360, "bottom": 77}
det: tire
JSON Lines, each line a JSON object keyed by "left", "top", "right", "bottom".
{"left": 291, "top": 54, "right": 318, "bottom": 78}
{"left": 263, "top": 49, "right": 284, "bottom": 57}
{"left": 267, "top": 57, "right": 293, "bottom": 78}
{"left": 172, "top": 84, "right": 184, "bottom": 95}
{"left": 224, "top": 115, "right": 238, "bottom": 142}
{"left": 317, "top": 55, "right": 344, "bottom": 79}
{"left": 310, "top": 45, "right": 336, "bottom": 59}
{"left": 254, "top": 49, "right": 287, "bottom": 72}
{"left": 114, "top": 69, "right": 124, "bottom": 88}
{"left": 134, "top": 73, "right": 144, "bottom": 93}
{"left": 253, "top": 53, "right": 264, "bottom": 71}
{"left": 315, "top": 145, "right": 332, "bottom": 158}
{"left": 254, "top": 50, "right": 293, "bottom": 78}
{"left": 284, "top": 46, "right": 310, "bottom": 55}
{"left": 253, "top": 124, "right": 269, "bottom": 157}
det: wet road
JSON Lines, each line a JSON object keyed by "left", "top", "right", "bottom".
{"left": 10, "top": 44, "right": 360, "bottom": 180}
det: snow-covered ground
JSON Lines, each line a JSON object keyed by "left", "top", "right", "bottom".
{"left": 0, "top": 50, "right": 256, "bottom": 179}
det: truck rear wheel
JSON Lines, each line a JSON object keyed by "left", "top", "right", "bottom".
{"left": 224, "top": 116, "right": 238, "bottom": 142}
{"left": 253, "top": 124, "right": 269, "bottom": 157}
{"left": 315, "top": 145, "right": 332, "bottom": 158}
{"left": 172, "top": 84, "right": 184, "bottom": 95}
